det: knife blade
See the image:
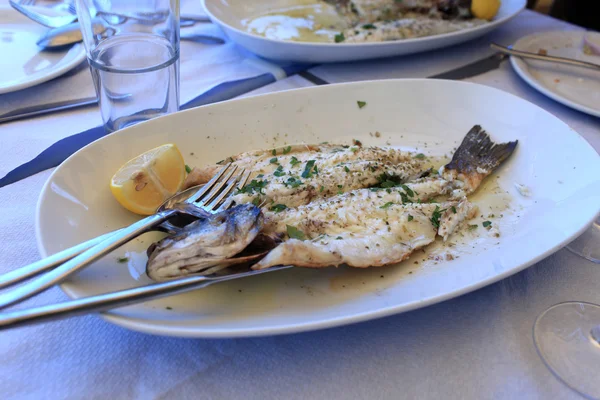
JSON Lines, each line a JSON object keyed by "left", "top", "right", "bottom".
{"left": 0, "top": 97, "right": 98, "bottom": 124}
{"left": 428, "top": 52, "right": 508, "bottom": 80}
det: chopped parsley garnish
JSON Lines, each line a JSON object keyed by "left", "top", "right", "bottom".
{"left": 257, "top": 174, "right": 264, "bottom": 178}
{"left": 117, "top": 257, "right": 129, "bottom": 263}
{"left": 430, "top": 206, "right": 447, "bottom": 228}
{"left": 273, "top": 165, "right": 285, "bottom": 177}
{"left": 336, "top": 236, "right": 343, "bottom": 240}
{"left": 408, "top": 215, "right": 414, "bottom": 222}
{"left": 350, "top": 147, "right": 358, "bottom": 153}
{"left": 451, "top": 206, "right": 457, "bottom": 214}
{"left": 301, "top": 160, "right": 317, "bottom": 178}
{"left": 269, "top": 157, "right": 278, "bottom": 164}
{"left": 286, "top": 225, "right": 306, "bottom": 240}
{"left": 284, "top": 177, "right": 303, "bottom": 188}
{"left": 344, "top": 166, "right": 350, "bottom": 173}
{"left": 185, "top": 164, "right": 192, "bottom": 174}
{"left": 380, "top": 202, "right": 395, "bottom": 209}
{"left": 482, "top": 221, "right": 492, "bottom": 228}
{"left": 238, "top": 179, "right": 268, "bottom": 195}
{"left": 320, "top": 185, "right": 325, "bottom": 192}
{"left": 353, "top": 139, "right": 362, "bottom": 146}
{"left": 362, "top": 23, "right": 376, "bottom": 29}
{"left": 357, "top": 101, "right": 367, "bottom": 109}
{"left": 271, "top": 149, "right": 276, "bottom": 156}
{"left": 290, "top": 156, "right": 301, "bottom": 167}
{"left": 468, "top": 224, "right": 478, "bottom": 231}
{"left": 401, "top": 184, "right": 414, "bottom": 197}
{"left": 334, "top": 33, "right": 345, "bottom": 43}
{"left": 270, "top": 204, "right": 287, "bottom": 213}
{"left": 252, "top": 197, "right": 262, "bottom": 206}
{"left": 337, "top": 184, "right": 343, "bottom": 194}
{"left": 414, "top": 153, "right": 426, "bottom": 160}
{"left": 283, "top": 146, "right": 292, "bottom": 154}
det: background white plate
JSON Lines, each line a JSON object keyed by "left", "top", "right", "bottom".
{"left": 0, "top": 5, "right": 86, "bottom": 94}
{"left": 36, "top": 79, "right": 600, "bottom": 338}
{"left": 202, "top": 0, "right": 525, "bottom": 63}
{"left": 510, "top": 30, "right": 600, "bottom": 118}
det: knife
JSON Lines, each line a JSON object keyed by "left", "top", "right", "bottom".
{"left": 0, "top": 97, "right": 98, "bottom": 124}
{"left": 428, "top": 52, "right": 508, "bottom": 80}
{"left": 298, "top": 52, "right": 508, "bottom": 86}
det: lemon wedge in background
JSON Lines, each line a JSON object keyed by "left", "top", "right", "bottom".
{"left": 110, "top": 144, "right": 186, "bottom": 215}
{"left": 471, "top": 0, "right": 501, "bottom": 21}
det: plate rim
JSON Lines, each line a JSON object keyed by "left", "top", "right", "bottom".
{"left": 201, "top": 0, "right": 526, "bottom": 49}
{"left": 0, "top": 5, "right": 87, "bottom": 95}
{"left": 510, "top": 30, "right": 600, "bottom": 118}
{"left": 35, "top": 78, "right": 600, "bottom": 338}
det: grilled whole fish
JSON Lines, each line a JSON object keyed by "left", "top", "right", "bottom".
{"left": 325, "top": 0, "right": 474, "bottom": 25}
{"left": 146, "top": 126, "right": 517, "bottom": 278}
{"left": 184, "top": 143, "right": 432, "bottom": 209}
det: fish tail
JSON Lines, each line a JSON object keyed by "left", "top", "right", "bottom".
{"left": 444, "top": 125, "right": 518, "bottom": 175}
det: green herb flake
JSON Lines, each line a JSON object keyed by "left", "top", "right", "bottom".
{"left": 238, "top": 179, "right": 268, "bottom": 195}
{"left": 287, "top": 225, "right": 307, "bottom": 240}
{"left": 468, "top": 224, "right": 478, "bottom": 231}
{"left": 270, "top": 204, "right": 288, "bottom": 213}
{"left": 334, "top": 33, "right": 345, "bottom": 43}
{"left": 451, "top": 206, "right": 457, "bottom": 214}
{"left": 283, "top": 146, "right": 292, "bottom": 154}
{"left": 166, "top": 306, "right": 173, "bottom": 310}
{"left": 270, "top": 157, "right": 278, "bottom": 164}
{"left": 401, "top": 184, "right": 414, "bottom": 197}
{"left": 483, "top": 221, "right": 492, "bottom": 228}
{"left": 301, "top": 160, "right": 317, "bottom": 179}
{"left": 290, "top": 156, "right": 301, "bottom": 167}
{"left": 320, "top": 185, "right": 325, "bottom": 193}
{"left": 273, "top": 165, "right": 285, "bottom": 177}
{"left": 344, "top": 166, "right": 350, "bottom": 173}
{"left": 336, "top": 236, "right": 343, "bottom": 240}
{"left": 408, "top": 215, "right": 414, "bottom": 222}
{"left": 430, "top": 206, "right": 447, "bottom": 228}
{"left": 362, "top": 23, "right": 376, "bottom": 29}
{"left": 380, "top": 202, "right": 395, "bottom": 209}
{"left": 271, "top": 149, "right": 277, "bottom": 156}
{"left": 117, "top": 257, "right": 129, "bottom": 263}
{"left": 251, "top": 197, "right": 262, "bottom": 206}
{"left": 284, "top": 177, "right": 303, "bottom": 188}
{"left": 414, "top": 153, "right": 426, "bottom": 160}
{"left": 357, "top": 101, "right": 367, "bottom": 109}
{"left": 185, "top": 164, "right": 192, "bottom": 174}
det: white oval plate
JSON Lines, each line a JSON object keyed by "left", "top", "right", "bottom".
{"left": 202, "top": 0, "right": 525, "bottom": 63}
{"left": 510, "top": 30, "right": 600, "bottom": 118}
{"left": 36, "top": 79, "right": 600, "bottom": 338}
{"left": 0, "top": 5, "right": 86, "bottom": 94}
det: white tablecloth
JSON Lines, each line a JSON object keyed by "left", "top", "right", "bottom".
{"left": 1, "top": 4, "right": 599, "bottom": 399}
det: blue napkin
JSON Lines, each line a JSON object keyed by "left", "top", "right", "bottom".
{"left": 0, "top": 64, "right": 311, "bottom": 189}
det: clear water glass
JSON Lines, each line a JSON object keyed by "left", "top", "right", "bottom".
{"left": 75, "top": 0, "right": 180, "bottom": 132}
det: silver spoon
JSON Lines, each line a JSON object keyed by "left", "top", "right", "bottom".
{"left": 37, "top": 21, "right": 225, "bottom": 49}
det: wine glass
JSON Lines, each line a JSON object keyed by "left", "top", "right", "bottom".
{"left": 566, "top": 217, "right": 600, "bottom": 263}
{"left": 533, "top": 217, "right": 600, "bottom": 399}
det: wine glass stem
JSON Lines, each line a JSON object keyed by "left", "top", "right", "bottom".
{"left": 592, "top": 325, "right": 600, "bottom": 345}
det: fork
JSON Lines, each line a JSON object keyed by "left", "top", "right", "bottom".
{"left": 0, "top": 163, "right": 250, "bottom": 310}
{"left": 10, "top": 0, "right": 78, "bottom": 28}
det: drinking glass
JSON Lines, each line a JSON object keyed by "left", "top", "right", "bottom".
{"left": 533, "top": 216, "right": 600, "bottom": 399}
{"left": 75, "top": 0, "right": 180, "bottom": 132}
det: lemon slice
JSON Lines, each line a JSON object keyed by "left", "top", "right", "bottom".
{"left": 110, "top": 144, "right": 186, "bottom": 215}
{"left": 471, "top": 0, "right": 500, "bottom": 21}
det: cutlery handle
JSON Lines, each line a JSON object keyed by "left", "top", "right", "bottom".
{"left": 0, "top": 267, "right": 287, "bottom": 330}
{"left": 0, "top": 211, "right": 174, "bottom": 310}
{"left": 490, "top": 43, "right": 600, "bottom": 71}
{"left": 0, "top": 230, "right": 118, "bottom": 290}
